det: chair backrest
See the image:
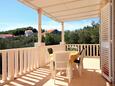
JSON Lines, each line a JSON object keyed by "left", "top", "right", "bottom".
{"left": 45, "top": 48, "right": 54, "bottom": 64}
{"left": 47, "top": 48, "right": 53, "bottom": 54}
{"left": 54, "top": 51, "right": 69, "bottom": 70}
{"left": 79, "top": 48, "right": 86, "bottom": 63}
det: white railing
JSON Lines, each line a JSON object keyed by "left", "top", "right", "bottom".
{"left": 0, "top": 47, "right": 39, "bottom": 84}
{"left": 66, "top": 44, "right": 100, "bottom": 57}
{"left": 0, "top": 44, "right": 100, "bottom": 84}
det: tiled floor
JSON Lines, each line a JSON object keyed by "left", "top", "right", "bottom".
{"left": 3, "top": 57, "right": 114, "bottom": 86}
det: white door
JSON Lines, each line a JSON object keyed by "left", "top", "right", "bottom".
{"left": 100, "top": 3, "right": 112, "bottom": 82}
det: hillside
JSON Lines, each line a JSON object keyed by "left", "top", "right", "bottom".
{"left": 0, "top": 21, "right": 99, "bottom": 50}
{"left": 0, "top": 26, "right": 38, "bottom": 36}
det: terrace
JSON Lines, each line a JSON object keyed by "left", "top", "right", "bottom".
{"left": 0, "top": 0, "right": 115, "bottom": 86}
{"left": 0, "top": 44, "right": 113, "bottom": 86}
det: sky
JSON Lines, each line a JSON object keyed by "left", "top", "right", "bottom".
{"left": 0, "top": 0, "right": 99, "bottom": 31}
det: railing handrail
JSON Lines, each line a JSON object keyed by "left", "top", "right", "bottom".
{"left": 0, "top": 47, "right": 36, "bottom": 52}
{"left": 66, "top": 44, "right": 99, "bottom": 45}
{"left": 66, "top": 44, "right": 100, "bottom": 57}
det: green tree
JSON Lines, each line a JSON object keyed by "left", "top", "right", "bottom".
{"left": 45, "top": 33, "right": 61, "bottom": 45}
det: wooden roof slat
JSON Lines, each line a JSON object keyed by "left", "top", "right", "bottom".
{"left": 19, "top": 0, "right": 102, "bottom": 22}
{"left": 62, "top": 15, "right": 98, "bottom": 21}
{"left": 55, "top": 10, "right": 99, "bottom": 18}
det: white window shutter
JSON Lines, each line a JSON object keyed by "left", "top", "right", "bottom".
{"left": 100, "top": 3, "right": 112, "bottom": 82}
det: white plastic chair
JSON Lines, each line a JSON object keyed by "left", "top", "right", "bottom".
{"left": 53, "top": 51, "right": 70, "bottom": 83}
{"left": 77, "top": 48, "right": 86, "bottom": 76}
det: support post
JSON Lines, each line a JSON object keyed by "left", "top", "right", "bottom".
{"left": 38, "top": 8, "right": 42, "bottom": 44}
{"left": 60, "top": 22, "right": 65, "bottom": 44}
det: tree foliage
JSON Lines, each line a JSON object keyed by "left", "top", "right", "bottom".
{"left": 0, "top": 21, "right": 99, "bottom": 49}
{"left": 45, "top": 33, "right": 61, "bottom": 45}
{"left": 0, "top": 33, "right": 38, "bottom": 50}
{"left": 65, "top": 22, "right": 99, "bottom": 44}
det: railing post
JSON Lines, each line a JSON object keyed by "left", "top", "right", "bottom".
{"left": 29, "top": 48, "right": 32, "bottom": 71}
{"left": 19, "top": 49, "right": 23, "bottom": 75}
{"left": 31, "top": 48, "right": 34, "bottom": 70}
{"left": 96, "top": 45, "right": 99, "bottom": 56}
{"left": 30, "top": 48, "right": 33, "bottom": 70}
{"left": 24, "top": 49, "right": 27, "bottom": 73}
{"left": 36, "top": 48, "right": 39, "bottom": 68}
{"left": 87, "top": 45, "right": 89, "bottom": 56}
{"left": 15, "top": 49, "right": 19, "bottom": 77}
{"left": 34, "top": 48, "right": 37, "bottom": 69}
{"left": 27, "top": 49, "right": 30, "bottom": 72}
{"left": 8, "top": 50, "right": 15, "bottom": 80}
{"left": 78, "top": 44, "right": 79, "bottom": 52}
{"left": 33, "top": 48, "right": 36, "bottom": 69}
{"left": 81, "top": 44, "right": 82, "bottom": 51}
{"left": 2, "top": 50, "right": 7, "bottom": 81}
{"left": 93, "top": 45, "right": 95, "bottom": 56}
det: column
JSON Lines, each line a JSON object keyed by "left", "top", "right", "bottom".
{"left": 60, "top": 22, "right": 65, "bottom": 44}
{"left": 38, "top": 8, "right": 42, "bottom": 44}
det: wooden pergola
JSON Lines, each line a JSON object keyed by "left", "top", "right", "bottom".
{"left": 19, "top": 0, "right": 115, "bottom": 83}
{"left": 19, "top": 0, "right": 102, "bottom": 44}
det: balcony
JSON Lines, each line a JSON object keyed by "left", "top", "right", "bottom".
{"left": 0, "top": 44, "right": 113, "bottom": 86}
{"left": 16, "top": 0, "right": 115, "bottom": 84}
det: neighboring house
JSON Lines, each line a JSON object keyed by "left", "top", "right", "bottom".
{"left": 42, "top": 29, "right": 61, "bottom": 37}
{"left": 25, "top": 30, "right": 33, "bottom": 37}
{"left": 46, "top": 29, "right": 61, "bottom": 34}
{"left": 0, "top": 34, "right": 15, "bottom": 38}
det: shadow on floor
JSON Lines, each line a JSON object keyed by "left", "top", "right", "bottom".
{"left": 3, "top": 67, "right": 113, "bottom": 86}
{"left": 3, "top": 57, "right": 114, "bottom": 86}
